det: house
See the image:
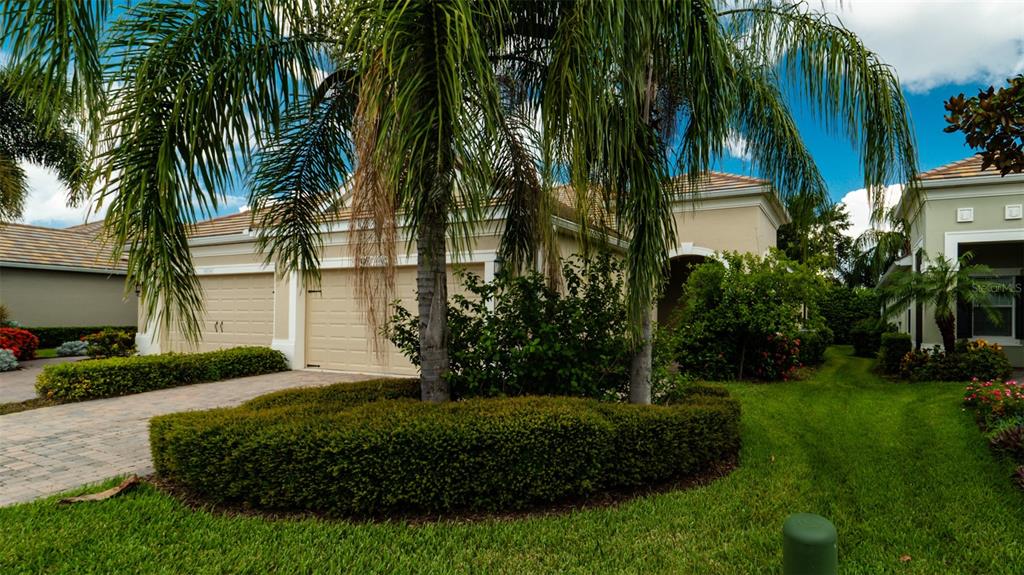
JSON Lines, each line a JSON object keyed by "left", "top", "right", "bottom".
{"left": 136, "top": 172, "right": 789, "bottom": 375}
{"left": 888, "top": 155, "right": 1024, "bottom": 367}
{"left": 0, "top": 222, "right": 137, "bottom": 327}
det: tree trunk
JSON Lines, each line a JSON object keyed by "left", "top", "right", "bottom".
{"left": 629, "top": 306, "right": 653, "bottom": 404}
{"left": 417, "top": 202, "right": 450, "bottom": 402}
{"left": 936, "top": 313, "right": 956, "bottom": 354}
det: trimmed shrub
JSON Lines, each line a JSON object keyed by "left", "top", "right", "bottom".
{"left": 0, "top": 349, "right": 18, "bottom": 372}
{"left": 83, "top": 329, "right": 136, "bottom": 358}
{"left": 0, "top": 327, "right": 39, "bottom": 361}
{"left": 151, "top": 382, "right": 741, "bottom": 516}
{"left": 879, "top": 332, "right": 912, "bottom": 374}
{"left": 22, "top": 326, "right": 137, "bottom": 349}
{"left": 55, "top": 340, "right": 89, "bottom": 357}
{"left": 901, "top": 340, "right": 1013, "bottom": 382}
{"left": 818, "top": 284, "right": 879, "bottom": 344}
{"left": 797, "top": 328, "right": 832, "bottom": 367}
{"left": 36, "top": 346, "right": 288, "bottom": 401}
{"left": 850, "top": 318, "right": 892, "bottom": 358}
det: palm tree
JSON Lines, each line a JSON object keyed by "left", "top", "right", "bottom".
{"left": 535, "top": 1, "right": 918, "bottom": 402}
{"left": 3, "top": 1, "right": 920, "bottom": 405}
{"left": 881, "top": 252, "right": 1016, "bottom": 353}
{"left": 0, "top": 68, "right": 86, "bottom": 222}
{"left": 2, "top": 0, "right": 548, "bottom": 402}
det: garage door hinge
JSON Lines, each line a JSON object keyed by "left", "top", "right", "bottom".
{"left": 307, "top": 289, "right": 322, "bottom": 294}
{"left": 306, "top": 364, "right": 320, "bottom": 368}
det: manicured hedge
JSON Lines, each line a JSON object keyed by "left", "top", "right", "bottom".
{"left": 36, "top": 347, "right": 288, "bottom": 401}
{"left": 24, "top": 326, "right": 137, "bottom": 348}
{"left": 879, "top": 332, "right": 912, "bottom": 375}
{"left": 151, "top": 380, "right": 741, "bottom": 516}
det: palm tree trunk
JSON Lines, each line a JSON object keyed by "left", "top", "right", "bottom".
{"left": 629, "top": 306, "right": 653, "bottom": 404}
{"left": 417, "top": 201, "right": 450, "bottom": 402}
{"left": 936, "top": 313, "right": 956, "bottom": 354}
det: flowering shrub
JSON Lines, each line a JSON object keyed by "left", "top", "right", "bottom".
{"left": 0, "top": 327, "right": 39, "bottom": 361}
{"left": 963, "top": 379, "right": 1024, "bottom": 424}
{"left": 900, "top": 339, "right": 1012, "bottom": 382}
{"left": 0, "top": 349, "right": 18, "bottom": 372}
{"left": 83, "top": 329, "right": 136, "bottom": 358}
{"left": 751, "top": 333, "right": 801, "bottom": 381}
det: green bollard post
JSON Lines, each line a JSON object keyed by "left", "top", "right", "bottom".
{"left": 782, "top": 513, "right": 837, "bottom": 575}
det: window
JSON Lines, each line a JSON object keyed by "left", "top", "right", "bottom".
{"left": 973, "top": 276, "right": 1015, "bottom": 338}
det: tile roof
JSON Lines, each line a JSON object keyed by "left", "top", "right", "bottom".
{"left": 918, "top": 154, "right": 1001, "bottom": 181}
{"left": 0, "top": 223, "right": 127, "bottom": 273}
{"left": 64, "top": 221, "right": 105, "bottom": 235}
{"left": 186, "top": 171, "right": 774, "bottom": 239}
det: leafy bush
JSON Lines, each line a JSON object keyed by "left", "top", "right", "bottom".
{"left": 0, "top": 304, "right": 9, "bottom": 325}
{"left": 963, "top": 379, "right": 1024, "bottom": 425}
{"left": 797, "top": 328, "right": 832, "bottom": 366}
{"left": 36, "top": 346, "right": 288, "bottom": 401}
{"left": 901, "top": 340, "right": 1013, "bottom": 382}
{"left": 386, "top": 255, "right": 630, "bottom": 399}
{"left": 83, "top": 329, "right": 136, "bottom": 358}
{"left": 879, "top": 332, "right": 912, "bottom": 374}
{"left": 0, "top": 349, "right": 18, "bottom": 372}
{"left": 55, "top": 340, "right": 89, "bottom": 357}
{"left": 151, "top": 381, "right": 741, "bottom": 516}
{"left": 818, "top": 284, "right": 879, "bottom": 344}
{"left": 24, "top": 326, "right": 137, "bottom": 348}
{"left": 663, "top": 251, "right": 828, "bottom": 381}
{"left": 990, "top": 422, "right": 1024, "bottom": 462}
{"left": 850, "top": 318, "right": 892, "bottom": 358}
{"left": 0, "top": 327, "right": 39, "bottom": 361}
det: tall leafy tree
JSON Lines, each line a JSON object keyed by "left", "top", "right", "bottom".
{"left": 945, "top": 75, "right": 1024, "bottom": 175}
{"left": 881, "top": 252, "right": 1016, "bottom": 353}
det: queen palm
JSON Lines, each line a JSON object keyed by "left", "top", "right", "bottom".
{"left": 532, "top": 1, "right": 918, "bottom": 401}
{"left": 0, "top": 68, "right": 86, "bottom": 222}
{"left": 881, "top": 252, "right": 1016, "bottom": 353}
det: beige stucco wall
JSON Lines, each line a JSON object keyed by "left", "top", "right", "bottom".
{"left": 905, "top": 179, "right": 1024, "bottom": 366}
{"left": 0, "top": 266, "right": 137, "bottom": 327}
{"left": 672, "top": 204, "right": 778, "bottom": 255}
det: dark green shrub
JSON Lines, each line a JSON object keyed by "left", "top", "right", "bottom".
{"left": 818, "top": 285, "right": 878, "bottom": 345}
{"left": 990, "top": 423, "right": 1024, "bottom": 462}
{"left": 900, "top": 340, "right": 1013, "bottom": 382}
{"left": 83, "top": 329, "right": 136, "bottom": 358}
{"left": 36, "top": 346, "right": 288, "bottom": 401}
{"left": 242, "top": 378, "right": 419, "bottom": 411}
{"left": 850, "top": 318, "right": 893, "bottom": 357}
{"left": 151, "top": 382, "right": 741, "bottom": 516}
{"left": 879, "top": 332, "right": 912, "bottom": 374}
{"left": 666, "top": 251, "right": 830, "bottom": 381}
{"left": 797, "top": 327, "right": 833, "bottom": 366}
{"left": 386, "top": 255, "right": 630, "bottom": 399}
{"left": 23, "top": 326, "right": 137, "bottom": 348}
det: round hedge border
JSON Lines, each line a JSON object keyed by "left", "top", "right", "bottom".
{"left": 150, "top": 380, "right": 741, "bottom": 517}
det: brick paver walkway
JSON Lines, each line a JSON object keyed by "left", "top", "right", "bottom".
{"left": 0, "top": 370, "right": 367, "bottom": 506}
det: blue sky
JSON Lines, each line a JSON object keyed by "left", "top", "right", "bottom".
{"left": 15, "top": 0, "right": 1024, "bottom": 235}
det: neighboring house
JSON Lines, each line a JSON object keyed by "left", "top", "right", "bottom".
{"left": 887, "top": 155, "right": 1024, "bottom": 367}
{"left": 137, "top": 172, "right": 789, "bottom": 375}
{"left": 0, "top": 222, "right": 138, "bottom": 327}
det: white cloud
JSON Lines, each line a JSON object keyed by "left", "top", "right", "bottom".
{"left": 18, "top": 162, "right": 105, "bottom": 228}
{"left": 838, "top": 183, "right": 903, "bottom": 239}
{"left": 724, "top": 132, "right": 752, "bottom": 161}
{"left": 818, "top": 0, "right": 1024, "bottom": 93}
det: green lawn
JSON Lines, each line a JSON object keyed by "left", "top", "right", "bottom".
{"left": 2, "top": 347, "right": 1023, "bottom": 574}
{"left": 33, "top": 348, "right": 57, "bottom": 359}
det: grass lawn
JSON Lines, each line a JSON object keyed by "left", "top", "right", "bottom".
{"left": 2, "top": 346, "right": 1023, "bottom": 574}
{"left": 33, "top": 348, "right": 57, "bottom": 359}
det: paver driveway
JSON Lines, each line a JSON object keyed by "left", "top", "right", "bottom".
{"left": 0, "top": 370, "right": 367, "bottom": 506}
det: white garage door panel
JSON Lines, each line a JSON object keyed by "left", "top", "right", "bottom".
{"left": 306, "top": 264, "right": 483, "bottom": 374}
{"left": 167, "top": 273, "right": 275, "bottom": 353}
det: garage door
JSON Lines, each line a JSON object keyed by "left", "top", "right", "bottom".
{"left": 167, "top": 273, "right": 275, "bottom": 353}
{"left": 305, "top": 264, "right": 483, "bottom": 374}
